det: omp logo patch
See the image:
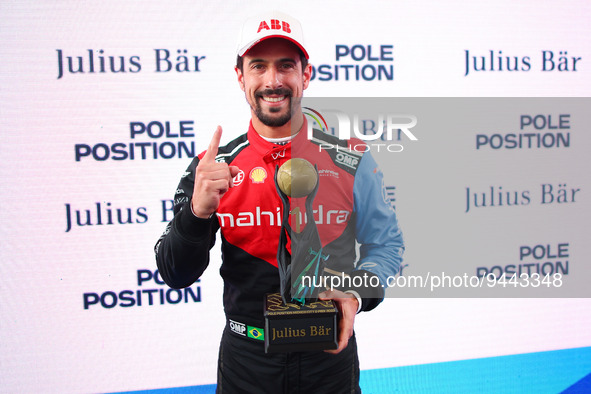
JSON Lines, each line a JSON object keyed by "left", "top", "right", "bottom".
{"left": 335, "top": 152, "right": 359, "bottom": 169}
{"left": 229, "top": 319, "right": 246, "bottom": 336}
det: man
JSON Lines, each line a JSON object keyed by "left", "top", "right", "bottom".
{"left": 155, "top": 11, "right": 404, "bottom": 393}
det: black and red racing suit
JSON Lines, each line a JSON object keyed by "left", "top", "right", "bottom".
{"left": 155, "top": 121, "right": 404, "bottom": 392}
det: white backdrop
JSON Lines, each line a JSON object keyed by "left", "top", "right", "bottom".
{"left": 1, "top": 1, "right": 590, "bottom": 392}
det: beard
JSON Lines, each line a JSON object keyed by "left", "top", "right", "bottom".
{"left": 252, "top": 88, "right": 294, "bottom": 127}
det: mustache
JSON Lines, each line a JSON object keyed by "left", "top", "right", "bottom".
{"left": 255, "top": 88, "right": 293, "bottom": 98}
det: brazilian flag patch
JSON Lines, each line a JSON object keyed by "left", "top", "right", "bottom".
{"left": 247, "top": 326, "right": 264, "bottom": 341}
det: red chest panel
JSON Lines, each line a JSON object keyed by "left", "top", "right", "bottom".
{"left": 215, "top": 128, "right": 355, "bottom": 267}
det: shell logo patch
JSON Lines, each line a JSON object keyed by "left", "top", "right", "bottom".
{"left": 249, "top": 167, "right": 267, "bottom": 183}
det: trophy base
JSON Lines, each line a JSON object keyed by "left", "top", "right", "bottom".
{"left": 264, "top": 293, "right": 338, "bottom": 353}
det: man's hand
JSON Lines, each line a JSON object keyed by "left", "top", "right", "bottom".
{"left": 319, "top": 289, "right": 359, "bottom": 354}
{"left": 191, "top": 126, "right": 240, "bottom": 218}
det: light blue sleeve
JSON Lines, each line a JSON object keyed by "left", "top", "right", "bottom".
{"left": 353, "top": 151, "right": 405, "bottom": 287}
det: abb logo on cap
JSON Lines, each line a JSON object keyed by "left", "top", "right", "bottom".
{"left": 257, "top": 19, "right": 291, "bottom": 33}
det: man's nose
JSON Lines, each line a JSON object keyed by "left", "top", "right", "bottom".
{"left": 265, "top": 66, "right": 282, "bottom": 89}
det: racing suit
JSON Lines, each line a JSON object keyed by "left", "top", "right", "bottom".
{"left": 155, "top": 121, "right": 404, "bottom": 393}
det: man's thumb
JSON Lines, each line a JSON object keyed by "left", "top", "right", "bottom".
{"left": 229, "top": 166, "right": 241, "bottom": 187}
{"left": 230, "top": 166, "right": 241, "bottom": 177}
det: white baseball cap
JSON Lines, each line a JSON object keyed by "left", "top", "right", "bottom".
{"left": 236, "top": 11, "right": 309, "bottom": 59}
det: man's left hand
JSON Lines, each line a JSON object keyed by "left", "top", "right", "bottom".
{"left": 319, "top": 289, "right": 359, "bottom": 354}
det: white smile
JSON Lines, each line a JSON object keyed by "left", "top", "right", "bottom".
{"left": 262, "top": 96, "right": 286, "bottom": 103}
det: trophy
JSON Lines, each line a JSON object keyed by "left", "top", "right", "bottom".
{"left": 264, "top": 158, "right": 338, "bottom": 353}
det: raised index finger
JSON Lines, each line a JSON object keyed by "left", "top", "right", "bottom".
{"left": 201, "top": 126, "right": 222, "bottom": 163}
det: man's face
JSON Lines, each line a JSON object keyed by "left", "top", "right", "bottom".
{"left": 236, "top": 38, "right": 311, "bottom": 127}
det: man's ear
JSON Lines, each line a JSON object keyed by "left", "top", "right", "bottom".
{"left": 235, "top": 66, "right": 245, "bottom": 92}
{"left": 302, "top": 63, "right": 312, "bottom": 91}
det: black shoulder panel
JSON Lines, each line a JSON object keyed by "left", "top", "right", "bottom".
{"left": 308, "top": 129, "right": 362, "bottom": 176}
{"left": 310, "top": 128, "right": 348, "bottom": 148}
{"left": 215, "top": 133, "right": 250, "bottom": 164}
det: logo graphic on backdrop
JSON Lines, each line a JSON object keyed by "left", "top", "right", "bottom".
{"left": 476, "top": 114, "right": 571, "bottom": 150}
{"left": 83, "top": 269, "right": 201, "bottom": 310}
{"left": 464, "top": 183, "right": 580, "bottom": 213}
{"left": 65, "top": 199, "right": 188, "bottom": 232}
{"left": 311, "top": 45, "right": 394, "bottom": 81}
{"left": 75, "top": 120, "right": 196, "bottom": 162}
{"left": 477, "top": 243, "right": 570, "bottom": 279}
{"left": 463, "top": 49, "right": 582, "bottom": 77}
{"left": 56, "top": 49, "right": 206, "bottom": 79}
